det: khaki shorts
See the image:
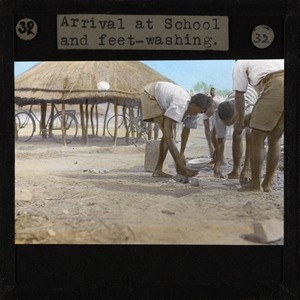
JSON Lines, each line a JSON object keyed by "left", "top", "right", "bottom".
{"left": 250, "top": 71, "right": 284, "bottom": 132}
{"left": 141, "top": 83, "right": 163, "bottom": 122}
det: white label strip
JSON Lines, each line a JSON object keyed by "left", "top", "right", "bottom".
{"left": 57, "top": 14, "right": 229, "bottom": 51}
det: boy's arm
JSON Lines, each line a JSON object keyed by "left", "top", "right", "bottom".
{"left": 213, "top": 137, "right": 226, "bottom": 177}
{"left": 203, "top": 119, "right": 214, "bottom": 158}
{"left": 240, "top": 113, "right": 252, "bottom": 184}
{"left": 161, "top": 117, "right": 197, "bottom": 177}
{"left": 180, "top": 125, "right": 190, "bottom": 159}
{"left": 159, "top": 117, "right": 185, "bottom": 169}
{"left": 234, "top": 91, "right": 246, "bottom": 134}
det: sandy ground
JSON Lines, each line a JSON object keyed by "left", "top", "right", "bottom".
{"left": 15, "top": 120, "right": 284, "bottom": 245}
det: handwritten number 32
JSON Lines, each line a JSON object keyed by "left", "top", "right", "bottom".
{"left": 18, "top": 21, "right": 35, "bottom": 35}
{"left": 253, "top": 33, "right": 269, "bottom": 44}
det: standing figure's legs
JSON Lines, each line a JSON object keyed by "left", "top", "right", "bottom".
{"left": 262, "top": 118, "right": 284, "bottom": 192}
{"left": 240, "top": 127, "right": 252, "bottom": 185}
{"left": 238, "top": 128, "right": 267, "bottom": 191}
{"left": 152, "top": 118, "right": 172, "bottom": 177}
{"left": 228, "top": 126, "right": 243, "bottom": 179}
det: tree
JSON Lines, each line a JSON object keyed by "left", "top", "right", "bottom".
{"left": 190, "top": 81, "right": 230, "bottom": 98}
{"left": 190, "top": 81, "right": 213, "bottom": 94}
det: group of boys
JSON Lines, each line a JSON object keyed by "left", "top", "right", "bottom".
{"left": 141, "top": 59, "right": 284, "bottom": 193}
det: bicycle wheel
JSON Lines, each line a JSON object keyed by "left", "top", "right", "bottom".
{"left": 50, "top": 112, "right": 78, "bottom": 144}
{"left": 15, "top": 112, "right": 35, "bottom": 142}
{"left": 106, "top": 115, "right": 130, "bottom": 139}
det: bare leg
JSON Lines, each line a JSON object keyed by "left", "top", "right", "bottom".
{"left": 203, "top": 119, "right": 214, "bottom": 158}
{"left": 240, "top": 128, "right": 251, "bottom": 185}
{"left": 228, "top": 127, "right": 243, "bottom": 179}
{"left": 167, "top": 121, "right": 198, "bottom": 177}
{"left": 238, "top": 129, "right": 266, "bottom": 192}
{"left": 262, "top": 125, "right": 283, "bottom": 192}
{"left": 207, "top": 126, "right": 217, "bottom": 166}
{"left": 152, "top": 136, "right": 172, "bottom": 177}
{"left": 152, "top": 118, "right": 173, "bottom": 177}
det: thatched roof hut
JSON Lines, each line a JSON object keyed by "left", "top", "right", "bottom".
{"left": 15, "top": 61, "right": 174, "bottom": 144}
{"left": 15, "top": 61, "right": 173, "bottom": 107}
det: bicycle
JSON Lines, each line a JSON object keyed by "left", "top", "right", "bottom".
{"left": 106, "top": 113, "right": 149, "bottom": 145}
{"left": 15, "top": 104, "right": 79, "bottom": 143}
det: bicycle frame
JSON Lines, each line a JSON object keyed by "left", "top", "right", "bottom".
{"left": 19, "top": 103, "right": 60, "bottom": 127}
{"left": 15, "top": 103, "right": 78, "bottom": 142}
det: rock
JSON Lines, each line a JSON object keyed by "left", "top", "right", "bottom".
{"left": 190, "top": 177, "right": 200, "bottom": 186}
{"left": 83, "top": 169, "right": 109, "bottom": 174}
{"left": 253, "top": 219, "right": 283, "bottom": 243}
{"left": 174, "top": 174, "right": 189, "bottom": 183}
{"left": 47, "top": 229, "right": 56, "bottom": 237}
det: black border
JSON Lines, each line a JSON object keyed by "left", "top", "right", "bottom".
{"left": 1, "top": 0, "right": 299, "bottom": 298}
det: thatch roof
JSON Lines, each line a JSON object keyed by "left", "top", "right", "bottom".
{"left": 15, "top": 61, "right": 174, "bottom": 106}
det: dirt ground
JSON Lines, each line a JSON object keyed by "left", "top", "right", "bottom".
{"left": 15, "top": 120, "right": 284, "bottom": 245}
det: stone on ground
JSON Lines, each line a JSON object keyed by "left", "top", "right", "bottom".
{"left": 253, "top": 219, "right": 283, "bottom": 243}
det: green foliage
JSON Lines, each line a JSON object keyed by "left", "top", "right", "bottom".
{"left": 190, "top": 81, "right": 213, "bottom": 94}
{"left": 217, "top": 89, "right": 231, "bottom": 97}
{"left": 190, "top": 81, "right": 230, "bottom": 97}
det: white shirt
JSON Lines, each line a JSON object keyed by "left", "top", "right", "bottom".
{"left": 226, "top": 85, "right": 258, "bottom": 113}
{"left": 183, "top": 115, "right": 199, "bottom": 129}
{"left": 232, "top": 59, "right": 284, "bottom": 92}
{"left": 213, "top": 109, "right": 227, "bottom": 139}
{"left": 214, "top": 85, "right": 259, "bottom": 138}
{"left": 154, "top": 82, "right": 191, "bottom": 123}
{"left": 202, "top": 97, "right": 224, "bottom": 121}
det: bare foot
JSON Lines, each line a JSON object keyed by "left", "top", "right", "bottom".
{"left": 238, "top": 182, "right": 262, "bottom": 192}
{"left": 152, "top": 170, "right": 172, "bottom": 178}
{"left": 240, "top": 176, "right": 251, "bottom": 186}
{"left": 262, "top": 185, "right": 273, "bottom": 193}
{"left": 177, "top": 167, "right": 198, "bottom": 178}
{"left": 227, "top": 171, "right": 239, "bottom": 179}
{"left": 240, "top": 169, "right": 251, "bottom": 184}
{"left": 240, "top": 172, "right": 251, "bottom": 185}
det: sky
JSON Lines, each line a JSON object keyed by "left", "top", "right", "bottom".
{"left": 14, "top": 60, "right": 235, "bottom": 93}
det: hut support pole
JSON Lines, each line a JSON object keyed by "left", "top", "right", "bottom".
{"left": 129, "top": 107, "right": 134, "bottom": 139}
{"left": 85, "top": 100, "right": 89, "bottom": 144}
{"left": 90, "top": 104, "right": 95, "bottom": 136}
{"left": 123, "top": 105, "right": 129, "bottom": 145}
{"left": 80, "top": 103, "right": 86, "bottom": 143}
{"left": 113, "top": 100, "right": 118, "bottom": 146}
{"left": 61, "top": 103, "right": 67, "bottom": 146}
{"left": 48, "top": 103, "right": 55, "bottom": 137}
{"left": 95, "top": 105, "right": 99, "bottom": 136}
{"left": 40, "top": 103, "right": 47, "bottom": 139}
{"left": 103, "top": 102, "right": 110, "bottom": 136}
